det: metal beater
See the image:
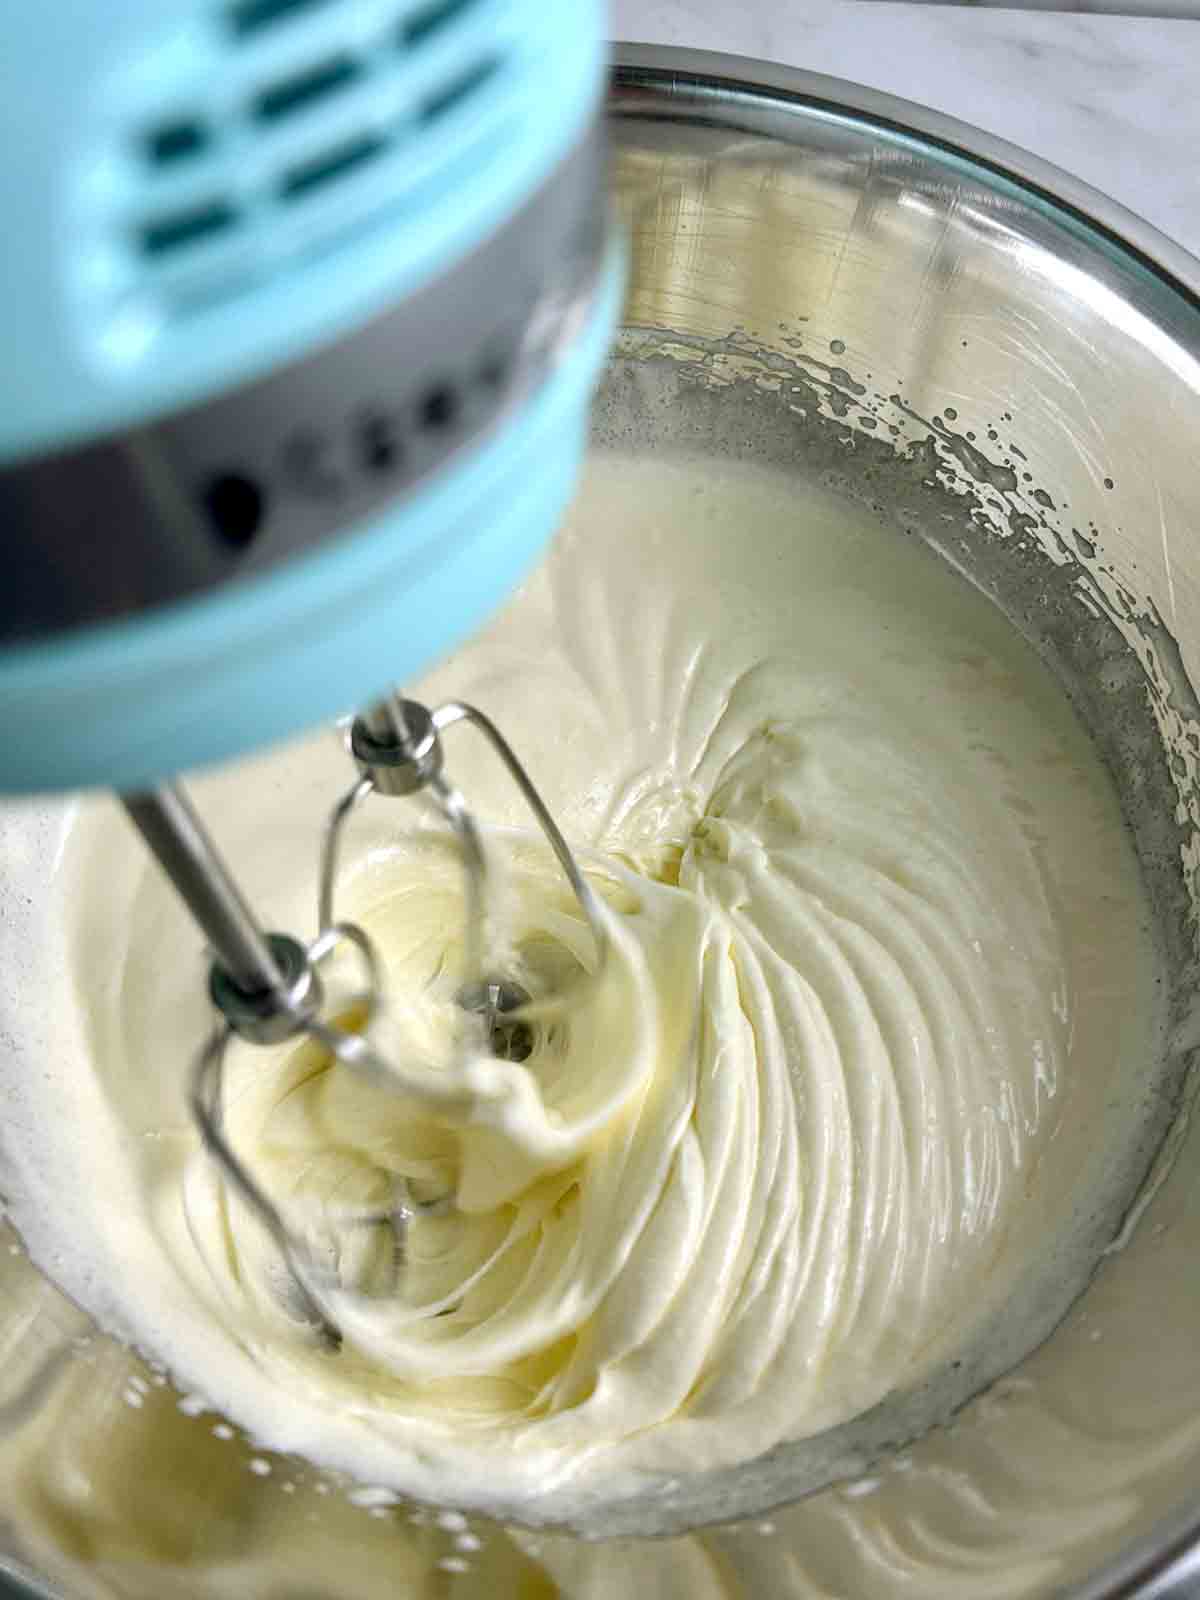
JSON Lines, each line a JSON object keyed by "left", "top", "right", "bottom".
{"left": 123, "top": 693, "right": 606, "bottom": 1343}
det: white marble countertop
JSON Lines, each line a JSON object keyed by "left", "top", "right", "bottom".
{"left": 609, "top": 1, "right": 1200, "bottom": 261}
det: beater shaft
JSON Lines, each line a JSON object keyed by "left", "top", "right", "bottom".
{"left": 122, "top": 695, "right": 607, "bottom": 1339}
{"left": 123, "top": 784, "right": 284, "bottom": 998}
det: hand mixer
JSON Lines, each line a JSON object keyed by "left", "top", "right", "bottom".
{"left": 0, "top": 0, "right": 620, "bottom": 1337}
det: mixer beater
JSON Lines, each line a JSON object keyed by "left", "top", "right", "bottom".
{"left": 123, "top": 693, "right": 607, "bottom": 1342}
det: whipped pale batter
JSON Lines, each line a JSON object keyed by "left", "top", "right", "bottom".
{"left": 0, "top": 455, "right": 1161, "bottom": 1534}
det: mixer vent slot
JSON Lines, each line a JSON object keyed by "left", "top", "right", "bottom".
{"left": 143, "top": 118, "right": 211, "bottom": 166}
{"left": 140, "top": 199, "right": 240, "bottom": 256}
{"left": 280, "top": 132, "right": 387, "bottom": 198}
{"left": 420, "top": 54, "right": 497, "bottom": 125}
{"left": 253, "top": 53, "right": 362, "bottom": 121}
{"left": 401, "top": 0, "right": 479, "bottom": 48}
{"left": 227, "top": 0, "right": 334, "bottom": 37}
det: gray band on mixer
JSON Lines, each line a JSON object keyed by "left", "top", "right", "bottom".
{"left": 0, "top": 120, "right": 609, "bottom": 643}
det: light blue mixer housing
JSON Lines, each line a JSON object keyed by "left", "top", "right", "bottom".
{"left": 0, "top": 0, "right": 620, "bottom": 792}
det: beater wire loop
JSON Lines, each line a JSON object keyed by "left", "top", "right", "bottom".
{"left": 186, "top": 694, "right": 606, "bottom": 1341}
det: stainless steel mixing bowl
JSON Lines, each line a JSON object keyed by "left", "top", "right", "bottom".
{"left": 3, "top": 44, "right": 1200, "bottom": 1600}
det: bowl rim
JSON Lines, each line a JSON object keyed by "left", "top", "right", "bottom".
{"left": 608, "top": 42, "right": 1200, "bottom": 1600}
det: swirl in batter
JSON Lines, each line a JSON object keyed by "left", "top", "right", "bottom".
{"left": 2, "top": 453, "right": 1156, "bottom": 1521}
